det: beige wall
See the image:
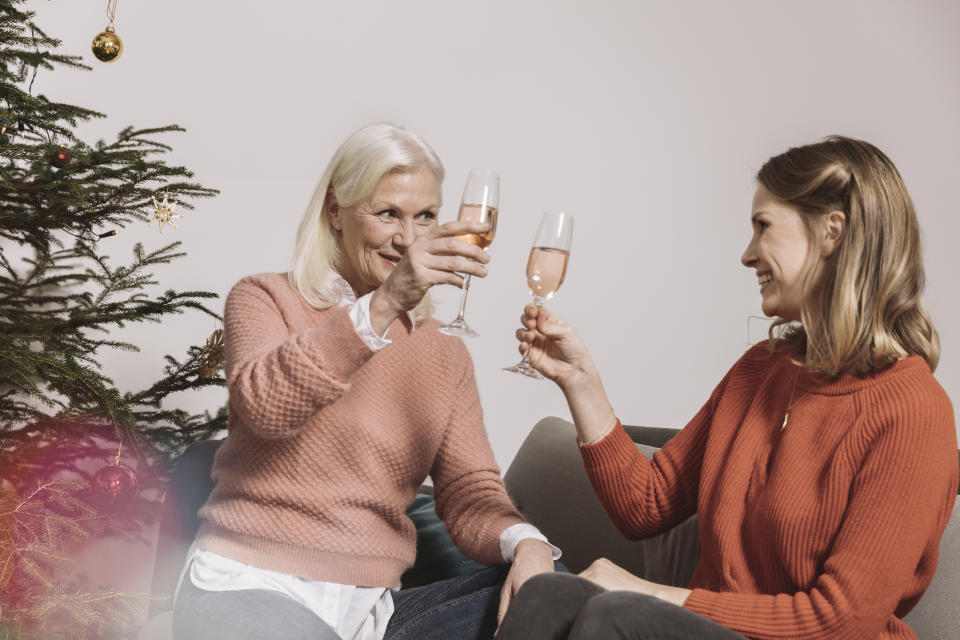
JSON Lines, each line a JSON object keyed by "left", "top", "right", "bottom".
{"left": 35, "top": 0, "right": 960, "bottom": 475}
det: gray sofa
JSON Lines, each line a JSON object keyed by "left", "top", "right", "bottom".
{"left": 139, "top": 417, "right": 960, "bottom": 639}
{"left": 506, "top": 417, "right": 960, "bottom": 640}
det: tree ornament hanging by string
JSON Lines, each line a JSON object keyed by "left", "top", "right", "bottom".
{"left": 91, "top": 463, "right": 138, "bottom": 511}
{"left": 90, "top": 439, "right": 138, "bottom": 512}
{"left": 150, "top": 191, "right": 183, "bottom": 232}
{"left": 92, "top": 0, "right": 123, "bottom": 62}
{"left": 197, "top": 328, "right": 225, "bottom": 379}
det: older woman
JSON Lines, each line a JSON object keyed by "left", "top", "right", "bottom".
{"left": 498, "top": 136, "right": 958, "bottom": 639}
{"left": 172, "top": 123, "right": 557, "bottom": 640}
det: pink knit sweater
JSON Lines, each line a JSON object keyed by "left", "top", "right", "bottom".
{"left": 195, "top": 272, "right": 525, "bottom": 588}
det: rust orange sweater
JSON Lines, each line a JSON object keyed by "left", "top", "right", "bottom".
{"left": 580, "top": 342, "right": 957, "bottom": 640}
{"left": 195, "top": 273, "right": 524, "bottom": 588}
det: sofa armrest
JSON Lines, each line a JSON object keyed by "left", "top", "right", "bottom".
{"left": 149, "top": 439, "right": 222, "bottom": 617}
{"left": 622, "top": 425, "right": 680, "bottom": 449}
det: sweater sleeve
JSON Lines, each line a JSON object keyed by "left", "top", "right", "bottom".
{"left": 429, "top": 349, "right": 525, "bottom": 565}
{"left": 224, "top": 278, "right": 375, "bottom": 440}
{"left": 579, "top": 365, "right": 733, "bottom": 540}
{"left": 684, "top": 393, "right": 959, "bottom": 640}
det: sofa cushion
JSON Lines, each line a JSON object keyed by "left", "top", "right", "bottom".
{"left": 504, "top": 417, "right": 648, "bottom": 576}
{"left": 504, "top": 418, "right": 699, "bottom": 582}
{"left": 902, "top": 500, "right": 960, "bottom": 640}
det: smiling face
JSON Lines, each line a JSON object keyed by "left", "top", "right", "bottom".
{"left": 741, "top": 185, "right": 825, "bottom": 322}
{"left": 329, "top": 167, "right": 441, "bottom": 297}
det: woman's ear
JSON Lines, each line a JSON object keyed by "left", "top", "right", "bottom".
{"left": 327, "top": 188, "right": 342, "bottom": 231}
{"left": 821, "top": 210, "right": 846, "bottom": 256}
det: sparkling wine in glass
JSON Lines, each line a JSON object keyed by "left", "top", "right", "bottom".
{"left": 438, "top": 169, "right": 499, "bottom": 337}
{"left": 504, "top": 211, "right": 573, "bottom": 378}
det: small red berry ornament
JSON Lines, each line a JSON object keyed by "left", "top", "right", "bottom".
{"left": 51, "top": 150, "right": 71, "bottom": 168}
{"left": 91, "top": 463, "right": 138, "bottom": 512}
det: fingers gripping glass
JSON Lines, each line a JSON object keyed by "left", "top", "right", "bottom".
{"left": 504, "top": 211, "right": 573, "bottom": 379}
{"left": 438, "top": 169, "right": 500, "bottom": 338}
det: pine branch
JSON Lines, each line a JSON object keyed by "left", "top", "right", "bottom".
{"left": 1, "top": 2, "right": 227, "bottom": 635}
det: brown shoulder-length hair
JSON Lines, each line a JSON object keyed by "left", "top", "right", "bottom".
{"left": 759, "top": 136, "right": 939, "bottom": 378}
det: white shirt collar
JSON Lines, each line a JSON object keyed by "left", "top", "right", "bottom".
{"left": 320, "top": 271, "right": 360, "bottom": 308}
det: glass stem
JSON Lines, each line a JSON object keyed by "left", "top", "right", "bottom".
{"left": 520, "top": 298, "right": 546, "bottom": 364}
{"left": 455, "top": 274, "right": 473, "bottom": 321}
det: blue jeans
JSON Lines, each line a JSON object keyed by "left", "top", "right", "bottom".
{"left": 385, "top": 564, "right": 509, "bottom": 639}
{"left": 174, "top": 563, "right": 565, "bottom": 640}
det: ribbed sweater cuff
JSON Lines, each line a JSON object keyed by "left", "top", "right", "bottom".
{"left": 683, "top": 588, "right": 720, "bottom": 616}
{"left": 301, "top": 309, "right": 376, "bottom": 383}
{"left": 579, "top": 419, "right": 634, "bottom": 472}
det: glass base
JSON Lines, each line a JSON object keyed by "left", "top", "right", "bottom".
{"left": 437, "top": 317, "right": 478, "bottom": 338}
{"left": 503, "top": 360, "right": 544, "bottom": 379}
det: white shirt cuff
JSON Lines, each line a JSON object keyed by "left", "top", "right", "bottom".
{"left": 349, "top": 292, "right": 391, "bottom": 351}
{"left": 499, "top": 523, "right": 562, "bottom": 562}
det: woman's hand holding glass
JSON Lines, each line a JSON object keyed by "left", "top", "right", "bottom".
{"left": 369, "top": 220, "right": 492, "bottom": 335}
{"left": 439, "top": 169, "right": 500, "bottom": 337}
{"left": 504, "top": 211, "right": 573, "bottom": 377}
{"left": 515, "top": 303, "right": 594, "bottom": 384}
{"left": 516, "top": 304, "right": 617, "bottom": 445}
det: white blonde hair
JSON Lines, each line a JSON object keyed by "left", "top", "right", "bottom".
{"left": 289, "top": 123, "right": 444, "bottom": 321}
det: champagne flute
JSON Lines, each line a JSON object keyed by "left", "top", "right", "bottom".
{"left": 504, "top": 211, "right": 573, "bottom": 378}
{"left": 438, "top": 169, "right": 499, "bottom": 337}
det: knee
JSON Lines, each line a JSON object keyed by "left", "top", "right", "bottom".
{"left": 571, "top": 591, "right": 661, "bottom": 637}
{"left": 515, "top": 572, "right": 604, "bottom": 610}
{"left": 519, "top": 572, "right": 584, "bottom": 598}
{"left": 513, "top": 572, "right": 565, "bottom": 604}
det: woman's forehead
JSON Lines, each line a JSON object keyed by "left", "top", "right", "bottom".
{"left": 367, "top": 169, "right": 441, "bottom": 208}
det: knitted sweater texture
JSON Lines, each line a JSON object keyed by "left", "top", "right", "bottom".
{"left": 580, "top": 342, "right": 958, "bottom": 640}
{"left": 196, "top": 273, "right": 524, "bottom": 588}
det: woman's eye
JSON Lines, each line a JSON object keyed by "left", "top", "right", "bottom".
{"left": 376, "top": 209, "right": 397, "bottom": 220}
{"left": 416, "top": 211, "right": 437, "bottom": 223}
{"left": 756, "top": 220, "right": 769, "bottom": 234}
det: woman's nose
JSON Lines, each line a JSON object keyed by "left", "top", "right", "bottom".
{"left": 741, "top": 236, "right": 757, "bottom": 267}
{"left": 393, "top": 220, "right": 417, "bottom": 249}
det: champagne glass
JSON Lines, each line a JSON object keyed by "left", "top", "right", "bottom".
{"left": 504, "top": 211, "right": 573, "bottom": 378}
{"left": 438, "top": 169, "right": 500, "bottom": 337}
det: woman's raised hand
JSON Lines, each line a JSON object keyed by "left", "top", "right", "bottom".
{"left": 515, "top": 304, "right": 595, "bottom": 385}
{"left": 370, "top": 220, "right": 490, "bottom": 332}
{"left": 517, "top": 304, "right": 618, "bottom": 444}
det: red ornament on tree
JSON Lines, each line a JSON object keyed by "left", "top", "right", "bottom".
{"left": 91, "top": 463, "right": 138, "bottom": 511}
{"left": 51, "top": 149, "right": 71, "bottom": 168}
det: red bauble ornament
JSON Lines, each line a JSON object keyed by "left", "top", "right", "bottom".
{"left": 91, "top": 463, "right": 138, "bottom": 511}
{"left": 51, "top": 150, "right": 72, "bottom": 168}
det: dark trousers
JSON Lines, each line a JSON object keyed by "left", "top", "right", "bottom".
{"left": 496, "top": 573, "right": 748, "bottom": 640}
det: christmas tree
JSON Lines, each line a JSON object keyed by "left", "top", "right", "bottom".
{"left": 1, "top": 1, "right": 224, "bottom": 637}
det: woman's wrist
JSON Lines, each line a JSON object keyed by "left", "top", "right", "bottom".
{"left": 559, "top": 364, "right": 616, "bottom": 445}
{"left": 369, "top": 288, "right": 401, "bottom": 336}
{"left": 577, "top": 412, "right": 618, "bottom": 446}
{"left": 555, "top": 357, "right": 599, "bottom": 395}
{"left": 515, "top": 538, "right": 554, "bottom": 559}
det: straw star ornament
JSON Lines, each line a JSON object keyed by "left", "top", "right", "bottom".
{"left": 151, "top": 192, "right": 183, "bottom": 232}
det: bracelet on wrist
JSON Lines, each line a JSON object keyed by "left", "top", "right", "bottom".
{"left": 577, "top": 413, "right": 618, "bottom": 447}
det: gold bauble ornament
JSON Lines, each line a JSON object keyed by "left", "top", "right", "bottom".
{"left": 92, "top": 26, "right": 123, "bottom": 62}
